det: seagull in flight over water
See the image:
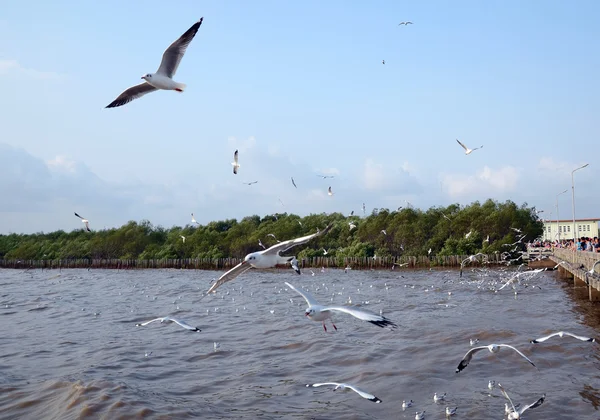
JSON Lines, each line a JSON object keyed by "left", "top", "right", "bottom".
{"left": 455, "top": 343, "right": 536, "bottom": 373}
{"left": 498, "top": 383, "right": 545, "bottom": 420}
{"left": 135, "top": 316, "right": 200, "bottom": 332}
{"left": 205, "top": 226, "right": 333, "bottom": 294}
{"left": 530, "top": 331, "right": 596, "bottom": 343}
{"left": 106, "top": 19, "right": 203, "bottom": 108}
{"left": 306, "top": 382, "right": 382, "bottom": 403}
{"left": 456, "top": 139, "right": 483, "bottom": 155}
{"left": 285, "top": 281, "right": 397, "bottom": 332}
{"left": 74, "top": 212, "right": 91, "bottom": 232}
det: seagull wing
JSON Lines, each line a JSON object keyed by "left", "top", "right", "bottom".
{"left": 135, "top": 317, "right": 165, "bottom": 327}
{"left": 106, "top": 82, "right": 158, "bottom": 108}
{"left": 530, "top": 332, "right": 560, "bottom": 343}
{"left": 345, "top": 384, "right": 382, "bottom": 403}
{"left": 455, "top": 346, "right": 488, "bottom": 372}
{"left": 564, "top": 332, "right": 596, "bottom": 342}
{"left": 518, "top": 394, "right": 545, "bottom": 415}
{"left": 497, "top": 384, "right": 517, "bottom": 414}
{"left": 291, "top": 177, "right": 297, "bottom": 188}
{"left": 263, "top": 224, "right": 333, "bottom": 256}
{"left": 74, "top": 212, "right": 84, "bottom": 220}
{"left": 285, "top": 281, "right": 320, "bottom": 306}
{"left": 233, "top": 149, "right": 239, "bottom": 164}
{"left": 456, "top": 139, "right": 469, "bottom": 151}
{"left": 156, "top": 18, "right": 203, "bottom": 78}
{"left": 207, "top": 261, "right": 252, "bottom": 294}
{"left": 320, "top": 305, "right": 397, "bottom": 328}
{"left": 170, "top": 318, "right": 200, "bottom": 331}
{"left": 497, "top": 344, "right": 536, "bottom": 367}
{"left": 308, "top": 382, "right": 341, "bottom": 389}
{"left": 83, "top": 221, "right": 91, "bottom": 232}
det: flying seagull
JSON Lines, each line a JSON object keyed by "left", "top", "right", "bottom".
{"left": 135, "top": 316, "right": 200, "bottom": 332}
{"left": 206, "top": 225, "right": 333, "bottom": 294}
{"left": 398, "top": 21, "right": 413, "bottom": 25}
{"left": 381, "top": 229, "right": 387, "bottom": 235}
{"left": 317, "top": 174, "right": 335, "bottom": 179}
{"left": 180, "top": 235, "right": 186, "bottom": 243}
{"left": 530, "top": 331, "right": 596, "bottom": 343}
{"left": 243, "top": 181, "right": 258, "bottom": 185}
{"left": 328, "top": 186, "right": 334, "bottom": 196}
{"left": 498, "top": 383, "right": 545, "bottom": 420}
{"left": 382, "top": 60, "right": 385, "bottom": 65}
{"left": 232, "top": 150, "right": 240, "bottom": 174}
{"left": 306, "top": 382, "right": 382, "bottom": 403}
{"left": 285, "top": 281, "right": 397, "bottom": 331}
{"left": 291, "top": 177, "right": 297, "bottom": 188}
{"left": 455, "top": 343, "right": 536, "bottom": 373}
{"left": 106, "top": 18, "right": 203, "bottom": 108}
{"left": 191, "top": 213, "right": 199, "bottom": 225}
{"left": 74, "top": 212, "right": 91, "bottom": 232}
{"left": 456, "top": 139, "right": 483, "bottom": 155}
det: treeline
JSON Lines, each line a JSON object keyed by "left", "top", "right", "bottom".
{"left": 0, "top": 199, "right": 543, "bottom": 261}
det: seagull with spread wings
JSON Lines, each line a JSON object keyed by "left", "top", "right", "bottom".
{"left": 232, "top": 150, "right": 240, "bottom": 174}
{"left": 205, "top": 225, "right": 333, "bottom": 294}
{"left": 74, "top": 212, "right": 91, "bottom": 232}
{"left": 456, "top": 139, "right": 483, "bottom": 155}
{"left": 306, "top": 382, "right": 382, "bottom": 403}
{"left": 498, "top": 383, "right": 545, "bottom": 420}
{"left": 285, "top": 281, "right": 397, "bottom": 332}
{"left": 530, "top": 331, "right": 596, "bottom": 344}
{"left": 455, "top": 343, "right": 536, "bottom": 373}
{"left": 135, "top": 316, "right": 200, "bottom": 332}
{"left": 106, "top": 18, "right": 203, "bottom": 108}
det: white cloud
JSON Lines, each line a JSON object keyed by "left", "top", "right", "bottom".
{"left": 537, "top": 157, "right": 589, "bottom": 177}
{"left": 441, "top": 165, "right": 520, "bottom": 198}
{"left": 0, "top": 59, "right": 62, "bottom": 80}
{"left": 360, "top": 158, "right": 421, "bottom": 194}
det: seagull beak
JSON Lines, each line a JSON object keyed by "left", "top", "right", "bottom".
{"left": 305, "top": 312, "right": 310, "bottom": 317}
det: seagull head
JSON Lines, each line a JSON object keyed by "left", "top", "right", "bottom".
{"left": 305, "top": 308, "right": 315, "bottom": 317}
{"left": 244, "top": 253, "right": 259, "bottom": 263}
{"left": 141, "top": 73, "right": 153, "bottom": 80}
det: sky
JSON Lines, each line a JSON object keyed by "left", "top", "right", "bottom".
{"left": 0, "top": 0, "right": 598, "bottom": 234}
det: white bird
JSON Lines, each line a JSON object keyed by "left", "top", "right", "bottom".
{"left": 180, "top": 235, "right": 186, "bottom": 243}
{"left": 106, "top": 18, "right": 203, "bottom": 108}
{"left": 74, "top": 212, "right": 91, "bottom": 232}
{"left": 206, "top": 226, "right": 332, "bottom": 294}
{"left": 317, "top": 174, "right": 335, "bottom": 179}
{"left": 402, "top": 400, "right": 413, "bottom": 409}
{"left": 266, "top": 233, "right": 279, "bottom": 242}
{"left": 381, "top": 229, "right": 387, "bottom": 235}
{"left": 459, "top": 253, "right": 486, "bottom": 277}
{"left": 488, "top": 380, "right": 496, "bottom": 390}
{"left": 470, "top": 338, "right": 479, "bottom": 346}
{"left": 322, "top": 248, "right": 329, "bottom": 255}
{"left": 445, "top": 406, "right": 457, "bottom": 416}
{"left": 191, "top": 213, "right": 199, "bottom": 225}
{"left": 135, "top": 316, "right": 200, "bottom": 332}
{"left": 456, "top": 139, "right": 483, "bottom": 155}
{"left": 455, "top": 344, "right": 536, "bottom": 373}
{"left": 258, "top": 239, "right": 266, "bottom": 250}
{"left": 498, "top": 383, "right": 545, "bottom": 420}
{"left": 428, "top": 248, "right": 432, "bottom": 256}
{"left": 328, "top": 186, "right": 334, "bottom": 196}
{"left": 306, "top": 382, "right": 381, "bottom": 403}
{"left": 483, "top": 235, "right": 490, "bottom": 243}
{"left": 291, "top": 177, "right": 297, "bottom": 188}
{"left": 289, "top": 256, "right": 300, "bottom": 274}
{"left": 465, "top": 230, "right": 472, "bottom": 239}
{"left": 415, "top": 411, "right": 425, "bottom": 420}
{"left": 349, "top": 222, "right": 357, "bottom": 230}
{"left": 285, "top": 281, "right": 397, "bottom": 332}
{"left": 213, "top": 342, "right": 220, "bottom": 351}
{"left": 530, "top": 331, "right": 596, "bottom": 344}
{"left": 433, "top": 392, "right": 446, "bottom": 402}
{"left": 232, "top": 150, "right": 240, "bottom": 174}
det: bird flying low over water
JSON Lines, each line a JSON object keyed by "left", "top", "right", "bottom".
{"left": 206, "top": 225, "right": 333, "bottom": 294}
{"left": 456, "top": 139, "right": 483, "bottom": 155}
{"left": 74, "top": 212, "right": 91, "bottom": 232}
{"left": 498, "top": 383, "right": 545, "bottom": 420}
{"left": 285, "top": 281, "right": 397, "bottom": 331}
{"left": 135, "top": 316, "right": 200, "bottom": 332}
{"left": 232, "top": 150, "right": 240, "bottom": 174}
{"left": 106, "top": 18, "right": 203, "bottom": 108}
{"left": 530, "top": 331, "right": 596, "bottom": 343}
{"left": 306, "top": 382, "right": 382, "bottom": 403}
{"left": 455, "top": 343, "right": 536, "bottom": 373}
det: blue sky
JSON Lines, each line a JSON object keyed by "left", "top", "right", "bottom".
{"left": 0, "top": 0, "right": 598, "bottom": 234}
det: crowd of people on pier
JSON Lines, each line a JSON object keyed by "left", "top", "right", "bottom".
{"left": 529, "top": 237, "right": 600, "bottom": 252}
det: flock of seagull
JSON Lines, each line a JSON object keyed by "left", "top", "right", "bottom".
{"left": 56, "top": 16, "right": 598, "bottom": 418}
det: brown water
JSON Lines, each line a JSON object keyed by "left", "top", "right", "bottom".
{"left": 0, "top": 267, "right": 599, "bottom": 419}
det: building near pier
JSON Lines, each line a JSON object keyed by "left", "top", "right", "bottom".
{"left": 541, "top": 218, "right": 600, "bottom": 241}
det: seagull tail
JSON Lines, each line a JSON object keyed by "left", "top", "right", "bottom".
{"left": 174, "top": 82, "right": 187, "bottom": 92}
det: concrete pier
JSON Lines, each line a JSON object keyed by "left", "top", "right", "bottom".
{"left": 547, "top": 248, "right": 600, "bottom": 302}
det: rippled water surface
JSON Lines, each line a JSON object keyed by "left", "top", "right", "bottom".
{"left": 1, "top": 267, "right": 599, "bottom": 419}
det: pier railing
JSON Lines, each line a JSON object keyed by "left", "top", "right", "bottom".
{"left": 552, "top": 248, "right": 600, "bottom": 271}
{"left": 0, "top": 254, "right": 505, "bottom": 271}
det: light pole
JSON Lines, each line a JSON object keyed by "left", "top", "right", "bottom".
{"left": 556, "top": 189, "right": 568, "bottom": 243}
{"left": 571, "top": 163, "right": 589, "bottom": 245}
